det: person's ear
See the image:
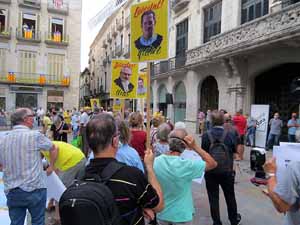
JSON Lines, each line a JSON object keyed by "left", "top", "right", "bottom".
{"left": 112, "top": 136, "right": 118, "bottom": 148}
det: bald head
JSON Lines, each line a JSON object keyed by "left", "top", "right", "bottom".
{"left": 168, "top": 128, "right": 188, "bottom": 153}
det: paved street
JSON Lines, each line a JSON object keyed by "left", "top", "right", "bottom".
{"left": 191, "top": 146, "right": 282, "bottom": 225}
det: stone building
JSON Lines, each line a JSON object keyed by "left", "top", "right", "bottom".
{"left": 0, "top": 0, "right": 82, "bottom": 112}
{"left": 151, "top": 0, "right": 300, "bottom": 134}
{"left": 88, "top": 0, "right": 144, "bottom": 110}
{"left": 79, "top": 67, "right": 90, "bottom": 108}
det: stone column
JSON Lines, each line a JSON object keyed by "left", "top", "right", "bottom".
{"left": 167, "top": 76, "right": 174, "bottom": 122}
{"left": 185, "top": 70, "right": 198, "bottom": 134}
{"left": 270, "top": 0, "right": 282, "bottom": 13}
{"left": 152, "top": 80, "right": 159, "bottom": 113}
{"left": 227, "top": 85, "right": 246, "bottom": 114}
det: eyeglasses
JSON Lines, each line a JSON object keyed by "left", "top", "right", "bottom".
{"left": 169, "top": 136, "right": 188, "bottom": 146}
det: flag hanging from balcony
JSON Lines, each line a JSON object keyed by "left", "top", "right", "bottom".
{"left": 54, "top": 0, "right": 63, "bottom": 9}
{"left": 130, "top": 0, "right": 169, "bottom": 63}
{"left": 110, "top": 59, "right": 138, "bottom": 99}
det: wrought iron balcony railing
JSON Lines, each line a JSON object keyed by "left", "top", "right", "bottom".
{"left": 16, "top": 28, "right": 41, "bottom": 43}
{"left": 45, "top": 32, "right": 69, "bottom": 46}
{"left": 152, "top": 55, "right": 186, "bottom": 77}
{"left": 0, "top": 72, "right": 70, "bottom": 86}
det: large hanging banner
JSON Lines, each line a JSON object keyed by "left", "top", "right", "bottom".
{"left": 110, "top": 59, "right": 138, "bottom": 99}
{"left": 130, "top": 0, "right": 168, "bottom": 63}
{"left": 137, "top": 73, "right": 147, "bottom": 98}
{"left": 251, "top": 104, "right": 270, "bottom": 148}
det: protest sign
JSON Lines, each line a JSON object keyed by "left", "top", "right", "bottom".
{"left": 130, "top": 0, "right": 168, "bottom": 62}
{"left": 110, "top": 59, "right": 138, "bottom": 99}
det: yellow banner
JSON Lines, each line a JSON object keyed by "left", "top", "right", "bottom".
{"left": 136, "top": 73, "right": 147, "bottom": 98}
{"left": 110, "top": 59, "right": 138, "bottom": 99}
{"left": 113, "top": 98, "right": 124, "bottom": 112}
{"left": 90, "top": 98, "right": 100, "bottom": 112}
{"left": 130, "top": 0, "right": 168, "bottom": 63}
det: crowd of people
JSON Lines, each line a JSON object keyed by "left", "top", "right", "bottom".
{"left": 0, "top": 106, "right": 299, "bottom": 225}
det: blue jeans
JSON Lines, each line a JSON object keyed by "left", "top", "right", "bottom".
{"left": 288, "top": 134, "right": 296, "bottom": 143}
{"left": 267, "top": 133, "right": 280, "bottom": 149}
{"left": 6, "top": 188, "right": 46, "bottom": 225}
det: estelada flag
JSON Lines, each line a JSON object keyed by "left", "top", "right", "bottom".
{"left": 130, "top": 0, "right": 168, "bottom": 63}
{"left": 136, "top": 73, "right": 147, "bottom": 99}
{"left": 110, "top": 59, "right": 138, "bottom": 99}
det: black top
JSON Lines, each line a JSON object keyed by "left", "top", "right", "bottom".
{"left": 114, "top": 77, "right": 134, "bottom": 93}
{"left": 51, "top": 122, "right": 69, "bottom": 142}
{"left": 134, "top": 34, "right": 163, "bottom": 50}
{"left": 86, "top": 158, "right": 159, "bottom": 225}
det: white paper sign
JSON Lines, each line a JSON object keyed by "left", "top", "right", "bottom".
{"left": 46, "top": 172, "right": 66, "bottom": 202}
{"left": 181, "top": 150, "right": 205, "bottom": 184}
{"left": 251, "top": 104, "right": 270, "bottom": 148}
{"left": 273, "top": 143, "right": 300, "bottom": 183}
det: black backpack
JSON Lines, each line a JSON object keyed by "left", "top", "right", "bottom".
{"left": 207, "top": 131, "right": 233, "bottom": 174}
{"left": 59, "top": 161, "right": 125, "bottom": 225}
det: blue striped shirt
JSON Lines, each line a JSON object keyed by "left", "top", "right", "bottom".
{"left": 0, "top": 125, "right": 53, "bottom": 193}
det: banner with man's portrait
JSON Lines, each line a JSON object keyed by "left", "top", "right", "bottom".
{"left": 130, "top": 0, "right": 168, "bottom": 63}
{"left": 110, "top": 59, "right": 138, "bottom": 99}
{"left": 136, "top": 73, "right": 147, "bottom": 98}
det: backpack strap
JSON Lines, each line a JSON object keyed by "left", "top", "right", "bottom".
{"left": 207, "top": 131, "right": 215, "bottom": 145}
{"left": 220, "top": 130, "right": 228, "bottom": 143}
{"left": 101, "top": 160, "right": 125, "bottom": 182}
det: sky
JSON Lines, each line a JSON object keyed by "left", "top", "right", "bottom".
{"left": 81, "top": 0, "right": 111, "bottom": 71}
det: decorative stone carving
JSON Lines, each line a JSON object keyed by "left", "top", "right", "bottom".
{"left": 187, "top": 3, "right": 300, "bottom": 66}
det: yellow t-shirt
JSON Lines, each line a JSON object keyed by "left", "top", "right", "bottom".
{"left": 64, "top": 112, "right": 71, "bottom": 124}
{"left": 42, "top": 141, "right": 85, "bottom": 171}
{"left": 43, "top": 116, "right": 52, "bottom": 129}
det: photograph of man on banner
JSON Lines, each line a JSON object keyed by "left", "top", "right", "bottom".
{"left": 131, "top": 0, "right": 168, "bottom": 62}
{"left": 110, "top": 59, "right": 138, "bottom": 99}
{"left": 137, "top": 73, "right": 147, "bottom": 98}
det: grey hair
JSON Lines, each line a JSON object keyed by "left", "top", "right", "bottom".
{"left": 157, "top": 123, "right": 171, "bottom": 142}
{"left": 11, "top": 108, "right": 32, "bottom": 126}
{"left": 53, "top": 115, "right": 62, "bottom": 125}
{"left": 168, "top": 129, "right": 188, "bottom": 153}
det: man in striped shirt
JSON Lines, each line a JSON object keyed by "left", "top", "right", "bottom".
{"left": 0, "top": 108, "right": 57, "bottom": 225}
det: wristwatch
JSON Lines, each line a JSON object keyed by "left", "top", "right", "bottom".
{"left": 266, "top": 172, "right": 276, "bottom": 179}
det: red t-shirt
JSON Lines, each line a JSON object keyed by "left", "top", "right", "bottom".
{"left": 130, "top": 130, "right": 147, "bottom": 160}
{"left": 232, "top": 115, "right": 247, "bottom": 135}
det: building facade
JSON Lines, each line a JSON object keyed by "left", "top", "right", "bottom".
{"left": 152, "top": 0, "right": 300, "bottom": 135}
{"left": 79, "top": 67, "right": 90, "bottom": 108}
{"left": 0, "top": 0, "right": 82, "bottom": 112}
{"left": 88, "top": 0, "right": 144, "bottom": 110}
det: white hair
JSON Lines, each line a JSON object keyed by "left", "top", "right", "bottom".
{"left": 174, "top": 121, "right": 186, "bottom": 129}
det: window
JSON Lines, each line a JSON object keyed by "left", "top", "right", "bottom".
{"left": 176, "top": 19, "right": 188, "bottom": 57}
{"left": 48, "top": 54, "right": 65, "bottom": 78}
{"left": 49, "top": 17, "right": 64, "bottom": 41}
{"left": 0, "top": 49, "right": 6, "bottom": 72}
{"left": 241, "top": 0, "right": 268, "bottom": 24}
{"left": 0, "top": 9, "right": 8, "bottom": 33}
{"left": 21, "top": 13, "right": 39, "bottom": 38}
{"left": 203, "top": 1, "right": 222, "bottom": 43}
{"left": 120, "top": 34, "right": 123, "bottom": 49}
{"left": 19, "top": 51, "right": 37, "bottom": 74}
{"left": 282, "top": 0, "right": 300, "bottom": 7}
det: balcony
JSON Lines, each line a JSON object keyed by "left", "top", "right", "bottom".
{"left": 124, "top": 44, "right": 130, "bottom": 58}
{"left": 187, "top": 2, "right": 300, "bottom": 66}
{"left": 116, "top": 18, "right": 124, "bottom": 31}
{"left": 116, "top": 45, "right": 123, "bottom": 56}
{"left": 16, "top": 28, "right": 41, "bottom": 43}
{"left": 172, "top": 0, "right": 190, "bottom": 13}
{"left": 107, "top": 32, "right": 112, "bottom": 43}
{"left": 47, "top": 0, "right": 69, "bottom": 15}
{"left": 102, "top": 40, "right": 108, "bottom": 48}
{"left": 0, "top": 27, "right": 11, "bottom": 40}
{"left": 18, "top": 0, "right": 41, "bottom": 9}
{"left": 125, "top": 16, "right": 130, "bottom": 29}
{"left": 112, "top": 25, "right": 117, "bottom": 37}
{"left": 45, "top": 32, "right": 69, "bottom": 46}
{"left": 0, "top": 72, "right": 70, "bottom": 87}
{"left": 0, "top": 0, "right": 11, "bottom": 4}
{"left": 152, "top": 55, "right": 186, "bottom": 77}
